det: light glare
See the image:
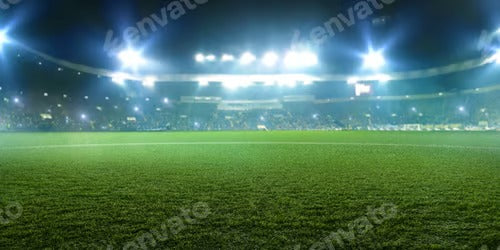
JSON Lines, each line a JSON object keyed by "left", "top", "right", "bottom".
{"left": 118, "top": 49, "right": 147, "bottom": 69}
{"left": 142, "top": 76, "right": 156, "bottom": 88}
{"left": 195, "top": 53, "right": 205, "bottom": 63}
{"left": 221, "top": 54, "right": 235, "bottom": 62}
{"left": 240, "top": 52, "right": 256, "bottom": 65}
{"left": 363, "top": 51, "right": 386, "bottom": 69}
{"left": 262, "top": 52, "right": 279, "bottom": 67}
{"left": 284, "top": 51, "right": 318, "bottom": 68}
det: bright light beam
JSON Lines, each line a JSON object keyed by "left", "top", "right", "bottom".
{"left": 111, "top": 73, "right": 128, "bottom": 85}
{"left": 195, "top": 53, "right": 205, "bottom": 63}
{"left": 239, "top": 52, "right": 256, "bottom": 65}
{"left": 284, "top": 51, "right": 318, "bottom": 68}
{"left": 118, "top": 49, "right": 147, "bottom": 69}
{"left": 221, "top": 54, "right": 235, "bottom": 62}
{"left": 0, "top": 31, "right": 7, "bottom": 47}
{"left": 142, "top": 76, "right": 156, "bottom": 88}
{"left": 363, "top": 50, "right": 386, "bottom": 70}
{"left": 262, "top": 52, "right": 279, "bottom": 67}
{"left": 205, "top": 54, "right": 216, "bottom": 62}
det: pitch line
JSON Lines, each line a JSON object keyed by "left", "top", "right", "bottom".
{"left": 0, "top": 142, "right": 499, "bottom": 151}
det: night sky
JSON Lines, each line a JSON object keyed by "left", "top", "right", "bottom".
{"left": 1, "top": 0, "right": 500, "bottom": 93}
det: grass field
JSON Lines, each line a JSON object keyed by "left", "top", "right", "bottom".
{"left": 0, "top": 131, "right": 499, "bottom": 249}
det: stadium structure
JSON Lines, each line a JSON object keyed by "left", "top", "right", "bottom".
{"left": 0, "top": 1, "right": 499, "bottom": 249}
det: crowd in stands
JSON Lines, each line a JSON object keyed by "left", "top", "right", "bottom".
{"left": 0, "top": 90, "right": 499, "bottom": 132}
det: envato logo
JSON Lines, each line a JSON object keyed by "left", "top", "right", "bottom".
{"left": 121, "top": 202, "right": 211, "bottom": 249}
{"left": 0, "top": 202, "right": 23, "bottom": 225}
{"left": 292, "top": 0, "right": 396, "bottom": 47}
{"left": 103, "top": 0, "right": 208, "bottom": 57}
{"left": 294, "top": 203, "right": 398, "bottom": 249}
{"left": 0, "top": 0, "right": 22, "bottom": 10}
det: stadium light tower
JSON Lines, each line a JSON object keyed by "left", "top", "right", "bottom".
{"left": 118, "top": 49, "right": 147, "bottom": 69}
{"left": 363, "top": 50, "right": 386, "bottom": 70}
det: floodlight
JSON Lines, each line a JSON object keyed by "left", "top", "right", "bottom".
{"left": 13, "top": 97, "right": 19, "bottom": 103}
{"left": 117, "top": 49, "right": 147, "bottom": 69}
{"left": 199, "top": 80, "right": 209, "bottom": 87}
{"left": 302, "top": 51, "right": 319, "bottom": 67}
{"left": 195, "top": 53, "right": 205, "bottom": 63}
{"left": 239, "top": 52, "right": 256, "bottom": 65}
{"left": 44, "top": 93, "right": 48, "bottom": 97}
{"left": 221, "top": 54, "right": 235, "bottom": 62}
{"left": 163, "top": 98, "right": 169, "bottom": 104}
{"left": 142, "top": 76, "right": 156, "bottom": 88}
{"left": 411, "top": 107, "right": 417, "bottom": 112}
{"left": 134, "top": 106, "right": 140, "bottom": 112}
{"left": 205, "top": 54, "right": 216, "bottom": 62}
{"left": 111, "top": 73, "right": 128, "bottom": 85}
{"left": 458, "top": 106, "right": 465, "bottom": 112}
{"left": 222, "top": 81, "right": 239, "bottom": 90}
{"left": 363, "top": 50, "right": 386, "bottom": 69}
{"left": 0, "top": 30, "right": 8, "bottom": 47}
{"left": 495, "top": 51, "right": 500, "bottom": 64}
{"left": 262, "top": 52, "right": 279, "bottom": 67}
{"left": 284, "top": 51, "right": 318, "bottom": 68}
{"left": 81, "top": 114, "right": 87, "bottom": 120}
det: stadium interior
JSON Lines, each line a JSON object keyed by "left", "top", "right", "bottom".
{"left": 0, "top": 0, "right": 499, "bottom": 249}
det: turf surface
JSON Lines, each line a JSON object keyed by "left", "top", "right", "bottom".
{"left": 0, "top": 131, "right": 499, "bottom": 249}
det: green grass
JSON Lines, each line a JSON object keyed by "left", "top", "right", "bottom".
{"left": 0, "top": 131, "right": 499, "bottom": 249}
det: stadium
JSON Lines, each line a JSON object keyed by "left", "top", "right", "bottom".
{"left": 0, "top": 0, "right": 499, "bottom": 249}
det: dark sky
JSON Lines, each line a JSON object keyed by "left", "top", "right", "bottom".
{"left": 2, "top": 0, "right": 500, "bottom": 73}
